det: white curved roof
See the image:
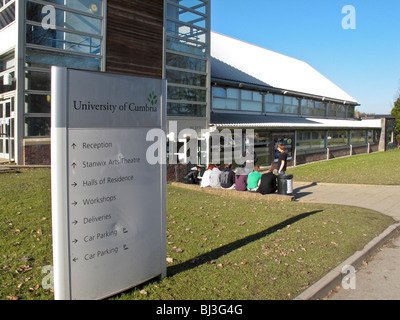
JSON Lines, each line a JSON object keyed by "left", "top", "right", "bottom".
{"left": 211, "top": 32, "right": 359, "bottom": 105}
{"left": 210, "top": 113, "right": 381, "bottom": 129}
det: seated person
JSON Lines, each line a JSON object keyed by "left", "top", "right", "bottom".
{"left": 219, "top": 164, "right": 236, "bottom": 189}
{"left": 209, "top": 164, "right": 221, "bottom": 188}
{"left": 235, "top": 174, "right": 248, "bottom": 191}
{"left": 181, "top": 166, "right": 201, "bottom": 185}
{"left": 246, "top": 165, "right": 262, "bottom": 192}
{"left": 201, "top": 164, "right": 214, "bottom": 188}
{"left": 257, "top": 168, "right": 277, "bottom": 195}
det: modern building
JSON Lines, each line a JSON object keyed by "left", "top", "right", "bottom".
{"left": 210, "top": 32, "right": 383, "bottom": 168}
{"left": 0, "top": 0, "right": 210, "bottom": 165}
{"left": 0, "top": 1, "right": 387, "bottom": 171}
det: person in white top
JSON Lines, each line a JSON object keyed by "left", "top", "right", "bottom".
{"left": 200, "top": 164, "right": 214, "bottom": 188}
{"left": 209, "top": 164, "right": 221, "bottom": 188}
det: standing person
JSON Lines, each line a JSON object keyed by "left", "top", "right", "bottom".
{"left": 200, "top": 164, "right": 214, "bottom": 188}
{"left": 219, "top": 164, "right": 236, "bottom": 189}
{"left": 246, "top": 165, "right": 262, "bottom": 192}
{"left": 181, "top": 166, "right": 201, "bottom": 185}
{"left": 209, "top": 164, "right": 221, "bottom": 188}
{"left": 277, "top": 143, "right": 287, "bottom": 175}
{"left": 257, "top": 168, "right": 277, "bottom": 195}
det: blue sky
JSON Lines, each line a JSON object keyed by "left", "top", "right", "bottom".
{"left": 211, "top": 0, "right": 400, "bottom": 114}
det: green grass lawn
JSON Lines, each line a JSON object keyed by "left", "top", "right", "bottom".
{"left": 287, "top": 149, "right": 400, "bottom": 185}
{"left": 0, "top": 166, "right": 396, "bottom": 300}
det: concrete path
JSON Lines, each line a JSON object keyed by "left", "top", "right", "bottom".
{"left": 294, "top": 182, "right": 400, "bottom": 221}
{"left": 293, "top": 182, "right": 400, "bottom": 300}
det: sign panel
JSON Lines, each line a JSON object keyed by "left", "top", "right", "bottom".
{"left": 51, "top": 67, "right": 167, "bottom": 300}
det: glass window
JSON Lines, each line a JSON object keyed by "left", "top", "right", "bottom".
{"left": 166, "top": 52, "right": 206, "bottom": 72}
{"left": 26, "top": 2, "right": 102, "bottom": 35}
{"left": 227, "top": 88, "right": 239, "bottom": 99}
{"left": 265, "top": 93, "right": 274, "bottom": 103}
{"left": 296, "top": 131, "right": 326, "bottom": 151}
{"left": 328, "top": 102, "right": 337, "bottom": 117}
{"left": 168, "top": 86, "right": 207, "bottom": 102}
{"left": 274, "top": 95, "right": 283, "bottom": 104}
{"left": 167, "top": 102, "right": 206, "bottom": 117}
{"left": 296, "top": 131, "right": 311, "bottom": 151}
{"left": 314, "top": 101, "right": 326, "bottom": 117}
{"left": 241, "top": 90, "right": 252, "bottom": 100}
{"left": 0, "top": 52, "right": 15, "bottom": 72}
{"left": 241, "top": 90, "right": 261, "bottom": 112}
{"left": 351, "top": 130, "right": 367, "bottom": 145}
{"left": 0, "top": 71, "right": 16, "bottom": 94}
{"left": 25, "top": 117, "right": 51, "bottom": 137}
{"left": 26, "top": 48, "right": 101, "bottom": 71}
{"left": 25, "top": 94, "right": 51, "bottom": 113}
{"left": 348, "top": 105, "right": 355, "bottom": 118}
{"left": 175, "top": 0, "right": 206, "bottom": 14}
{"left": 311, "top": 131, "right": 326, "bottom": 149}
{"left": 241, "top": 100, "right": 261, "bottom": 112}
{"left": 166, "top": 35, "right": 207, "bottom": 57}
{"left": 166, "top": 0, "right": 209, "bottom": 118}
{"left": 367, "top": 130, "right": 379, "bottom": 144}
{"left": 25, "top": 70, "right": 51, "bottom": 91}
{"left": 0, "top": 1, "right": 15, "bottom": 30}
{"left": 327, "top": 130, "right": 349, "bottom": 147}
{"left": 166, "top": 69, "right": 207, "bottom": 87}
{"left": 43, "top": 0, "right": 103, "bottom": 16}
{"left": 213, "top": 87, "right": 226, "bottom": 98}
{"left": 26, "top": 25, "right": 101, "bottom": 54}
{"left": 241, "top": 90, "right": 262, "bottom": 102}
{"left": 254, "top": 131, "right": 270, "bottom": 166}
{"left": 336, "top": 104, "right": 346, "bottom": 118}
{"left": 212, "top": 98, "right": 239, "bottom": 110}
{"left": 166, "top": 20, "right": 206, "bottom": 44}
{"left": 283, "top": 96, "right": 298, "bottom": 114}
{"left": 166, "top": 3, "right": 206, "bottom": 28}
{"left": 212, "top": 87, "right": 239, "bottom": 111}
{"left": 328, "top": 102, "right": 347, "bottom": 118}
{"left": 301, "top": 99, "right": 314, "bottom": 115}
{"left": 264, "top": 93, "right": 283, "bottom": 113}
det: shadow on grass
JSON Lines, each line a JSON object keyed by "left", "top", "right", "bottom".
{"left": 168, "top": 210, "right": 322, "bottom": 277}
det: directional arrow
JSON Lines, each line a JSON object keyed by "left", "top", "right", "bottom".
{"left": 71, "top": 162, "right": 77, "bottom": 169}
{"left": 72, "top": 220, "right": 78, "bottom": 225}
{"left": 72, "top": 239, "right": 78, "bottom": 244}
{"left": 71, "top": 182, "right": 77, "bottom": 187}
{"left": 71, "top": 143, "right": 77, "bottom": 149}
{"left": 72, "top": 201, "right": 78, "bottom": 206}
{"left": 72, "top": 257, "right": 79, "bottom": 263}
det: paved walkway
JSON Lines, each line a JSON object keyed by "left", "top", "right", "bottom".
{"left": 293, "top": 182, "right": 400, "bottom": 300}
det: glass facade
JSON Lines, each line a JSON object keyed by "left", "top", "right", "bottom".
{"left": 0, "top": 0, "right": 15, "bottom": 30}
{"left": 328, "top": 130, "right": 349, "bottom": 148}
{"left": 296, "top": 131, "right": 326, "bottom": 151}
{"left": 24, "top": 0, "right": 105, "bottom": 137}
{"left": 165, "top": 0, "right": 210, "bottom": 117}
{"left": 351, "top": 129, "right": 367, "bottom": 146}
{"left": 213, "top": 85, "right": 356, "bottom": 119}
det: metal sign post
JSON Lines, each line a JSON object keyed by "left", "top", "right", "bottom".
{"left": 51, "top": 67, "right": 167, "bottom": 300}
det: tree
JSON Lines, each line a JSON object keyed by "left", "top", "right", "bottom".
{"left": 391, "top": 95, "right": 400, "bottom": 143}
